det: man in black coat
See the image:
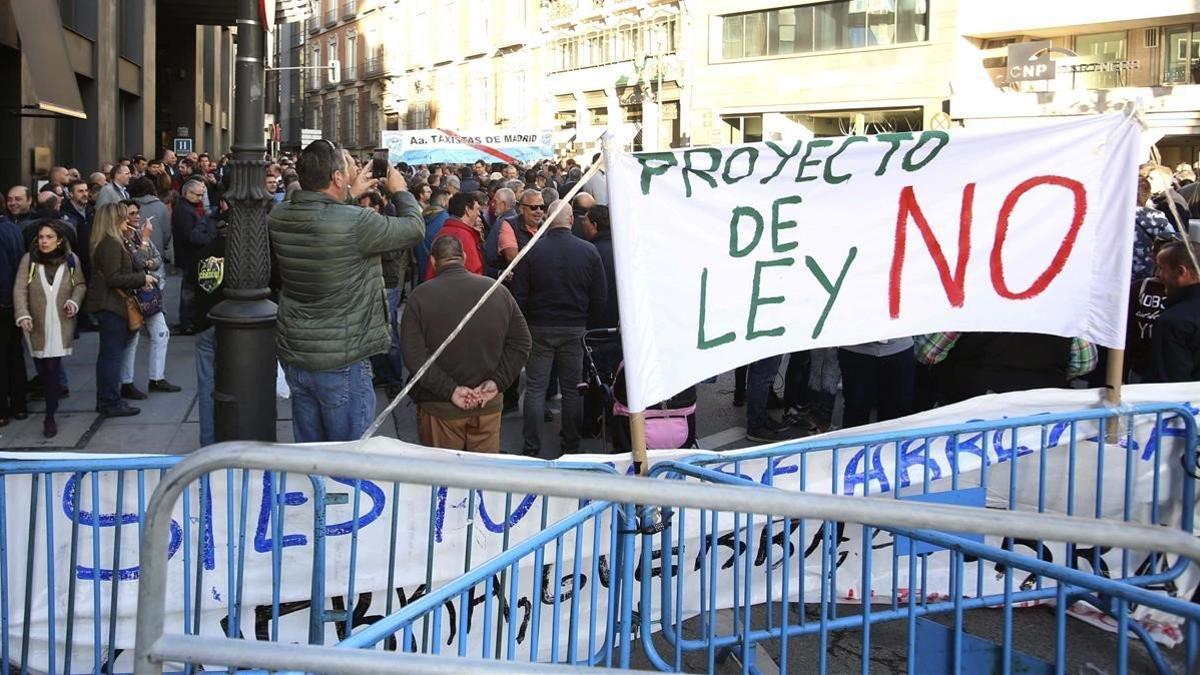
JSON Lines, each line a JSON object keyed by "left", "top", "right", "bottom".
{"left": 512, "top": 199, "right": 606, "bottom": 457}
{"left": 1150, "top": 240, "right": 1200, "bottom": 382}
{"left": 171, "top": 179, "right": 218, "bottom": 333}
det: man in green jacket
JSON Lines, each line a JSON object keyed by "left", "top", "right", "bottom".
{"left": 269, "top": 140, "right": 423, "bottom": 442}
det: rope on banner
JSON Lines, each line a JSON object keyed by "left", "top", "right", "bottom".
{"left": 357, "top": 158, "right": 609, "bottom": 443}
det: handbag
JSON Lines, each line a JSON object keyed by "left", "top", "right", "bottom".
{"left": 134, "top": 285, "right": 164, "bottom": 317}
{"left": 117, "top": 290, "right": 144, "bottom": 331}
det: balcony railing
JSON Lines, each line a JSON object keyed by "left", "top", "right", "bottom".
{"left": 342, "top": 0, "right": 357, "bottom": 18}
{"left": 307, "top": 16, "right": 320, "bottom": 34}
{"left": 324, "top": 7, "right": 337, "bottom": 26}
{"left": 343, "top": 64, "right": 358, "bottom": 81}
{"left": 363, "top": 56, "right": 385, "bottom": 77}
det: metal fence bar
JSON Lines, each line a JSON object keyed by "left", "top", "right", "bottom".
{"left": 150, "top": 633, "right": 658, "bottom": 674}
{"left": 135, "top": 440, "right": 1200, "bottom": 674}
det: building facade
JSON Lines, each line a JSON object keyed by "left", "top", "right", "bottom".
{"left": 0, "top": 0, "right": 157, "bottom": 188}
{"left": 542, "top": 0, "right": 686, "bottom": 154}
{"left": 686, "top": 0, "right": 952, "bottom": 146}
{"left": 286, "top": 0, "right": 1200, "bottom": 168}
{"left": 302, "top": 0, "right": 549, "bottom": 158}
{"left": 303, "top": 0, "right": 392, "bottom": 157}
{"left": 0, "top": 0, "right": 237, "bottom": 189}
{"left": 155, "top": 21, "right": 235, "bottom": 158}
{"left": 951, "top": 1, "right": 1200, "bottom": 167}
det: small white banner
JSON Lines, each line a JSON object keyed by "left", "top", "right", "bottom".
{"left": 606, "top": 114, "right": 1140, "bottom": 411}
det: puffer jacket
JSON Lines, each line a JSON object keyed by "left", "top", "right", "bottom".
{"left": 268, "top": 189, "right": 423, "bottom": 371}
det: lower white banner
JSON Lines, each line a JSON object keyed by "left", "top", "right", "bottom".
{"left": 5, "top": 383, "right": 1199, "bottom": 672}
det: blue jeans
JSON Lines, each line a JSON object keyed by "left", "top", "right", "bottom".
{"left": 283, "top": 360, "right": 376, "bottom": 443}
{"left": 195, "top": 328, "right": 216, "bottom": 446}
{"left": 746, "top": 355, "right": 782, "bottom": 430}
{"left": 95, "top": 310, "right": 133, "bottom": 409}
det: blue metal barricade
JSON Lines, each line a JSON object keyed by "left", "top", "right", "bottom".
{"left": 133, "top": 432, "right": 1200, "bottom": 675}
{"left": 0, "top": 451, "right": 619, "bottom": 674}
{"left": 332, "top": 497, "right": 635, "bottom": 669}
{"left": 636, "top": 403, "right": 1200, "bottom": 674}
{"left": 0, "top": 455, "right": 338, "bottom": 674}
{"left": 323, "top": 460, "right": 630, "bottom": 670}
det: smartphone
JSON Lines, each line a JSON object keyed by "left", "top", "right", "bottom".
{"left": 372, "top": 148, "right": 390, "bottom": 180}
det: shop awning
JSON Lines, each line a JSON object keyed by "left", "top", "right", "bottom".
{"left": 11, "top": 0, "right": 85, "bottom": 118}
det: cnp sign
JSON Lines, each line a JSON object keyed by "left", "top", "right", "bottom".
{"left": 1007, "top": 40, "right": 1055, "bottom": 82}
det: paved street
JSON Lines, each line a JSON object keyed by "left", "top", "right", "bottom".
{"left": 0, "top": 272, "right": 767, "bottom": 455}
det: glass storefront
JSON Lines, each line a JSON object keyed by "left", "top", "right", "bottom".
{"left": 722, "top": 107, "right": 922, "bottom": 144}
{"left": 1074, "top": 31, "right": 1128, "bottom": 88}
{"left": 720, "top": 0, "right": 929, "bottom": 60}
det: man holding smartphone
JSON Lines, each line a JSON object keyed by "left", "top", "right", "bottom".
{"left": 269, "top": 140, "right": 423, "bottom": 442}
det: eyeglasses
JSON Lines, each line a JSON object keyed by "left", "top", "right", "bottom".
{"left": 522, "top": 203, "right": 545, "bottom": 211}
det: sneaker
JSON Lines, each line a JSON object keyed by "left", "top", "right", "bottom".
{"left": 149, "top": 379, "right": 182, "bottom": 393}
{"left": 120, "top": 384, "right": 148, "bottom": 400}
{"left": 99, "top": 403, "right": 140, "bottom": 418}
{"left": 746, "top": 417, "right": 794, "bottom": 443}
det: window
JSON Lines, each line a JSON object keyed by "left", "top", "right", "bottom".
{"left": 324, "top": 99, "right": 338, "bottom": 139}
{"left": 1074, "top": 31, "right": 1127, "bottom": 88}
{"left": 343, "top": 95, "right": 358, "bottom": 145}
{"left": 721, "top": 0, "right": 927, "bottom": 60}
{"left": 345, "top": 33, "right": 357, "bottom": 80}
{"left": 328, "top": 36, "right": 338, "bottom": 84}
{"left": 551, "top": 19, "right": 679, "bottom": 72}
{"left": 1164, "top": 25, "right": 1200, "bottom": 84}
{"left": 311, "top": 46, "right": 322, "bottom": 89}
{"left": 722, "top": 114, "right": 763, "bottom": 143}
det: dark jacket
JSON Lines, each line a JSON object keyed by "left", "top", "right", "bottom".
{"left": 1149, "top": 284, "right": 1200, "bottom": 383}
{"left": 83, "top": 236, "right": 147, "bottom": 316}
{"left": 483, "top": 208, "right": 518, "bottom": 276}
{"left": 60, "top": 201, "right": 93, "bottom": 277}
{"left": 193, "top": 236, "right": 226, "bottom": 333}
{"left": 938, "top": 332, "right": 1072, "bottom": 404}
{"left": 416, "top": 208, "right": 449, "bottom": 282}
{"left": 0, "top": 217, "right": 24, "bottom": 306}
{"left": 380, "top": 248, "right": 408, "bottom": 289}
{"left": 268, "top": 190, "right": 424, "bottom": 371}
{"left": 512, "top": 227, "right": 606, "bottom": 328}
{"left": 172, "top": 201, "right": 218, "bottom": 282}
{"left": 401, "top": 263, "right": 531, "bottom": 419}
{"left": 588, "top": 231, "right": 619, "bottom": 329}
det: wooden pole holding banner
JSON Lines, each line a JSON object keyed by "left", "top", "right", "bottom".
{"left": 631, "top": 412, "right": 649, "bottom": 476}
{"left": 1104, "top": 348, "right": 1125, "bottom": 443}
{"left": 597, "top": 134, "right": 651, "bottom": 476}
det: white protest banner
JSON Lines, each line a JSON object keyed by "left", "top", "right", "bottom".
{"left": 382, "top": 128, "right": 554, "bottom": 165}
{"left": 6, "top": 385, "right": 1198, "bottom": 672}
{"left": 606, "top": 114, "right": 1140, "bottom": 411}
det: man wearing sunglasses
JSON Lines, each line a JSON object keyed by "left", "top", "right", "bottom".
{"left": 269, "top": 139, "right": 424, "bottom": 442}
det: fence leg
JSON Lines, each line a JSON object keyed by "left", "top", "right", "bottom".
{"left": 308, "top": 477, "right": 331, "bottom": 645}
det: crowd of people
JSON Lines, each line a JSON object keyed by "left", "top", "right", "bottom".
{"left": 0, "top": 148, "right": 229, "bottom": 438}
{"left": 2, "top": 143, "right": 1199, "bottom": 454}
